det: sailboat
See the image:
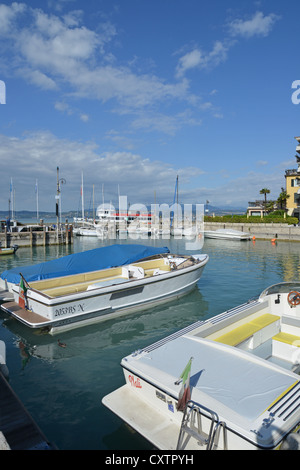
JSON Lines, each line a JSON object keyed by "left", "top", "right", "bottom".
{"left": 170, "top": 176, "right": 194, "bottom": 237}
{"left": 73, "top": 173, "right": 98, "bottom": 237}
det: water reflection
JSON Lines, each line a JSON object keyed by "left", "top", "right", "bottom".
{"left": 1, "top": 288, "right": 208, "bottom": 364}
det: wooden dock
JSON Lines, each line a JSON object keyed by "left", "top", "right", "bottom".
{"left": 0, "top": 224, "right": 73, "bottom": 248}
{"left": 0, "top": 371, "right": 55, "bottom": 450}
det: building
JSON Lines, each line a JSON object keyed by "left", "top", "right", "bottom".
{"left": 247, "top": 201, "right": 268, "bottom": 217}
{"left": 285, "top": 136, "right": 300, "bottom": 219}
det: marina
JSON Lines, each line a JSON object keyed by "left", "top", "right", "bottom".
{"left": 0, "top": 235, "right": 299, "bottom": 450}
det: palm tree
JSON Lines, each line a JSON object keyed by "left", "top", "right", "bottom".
{"left": 260, "top": 188, "right": 270, "bottom": 208}
{"left": 277, "top": 188, "right": 290, "bottom": 211}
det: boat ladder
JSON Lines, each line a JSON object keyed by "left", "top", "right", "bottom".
{"left": 176, "top": 400, "right": 228, "bottom": 450}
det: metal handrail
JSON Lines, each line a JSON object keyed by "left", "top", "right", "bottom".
{"left": 209, "top": 420, "right": 228, "bottom": 450}
{"left": 177, "top": 400, "right": 227, "bottom": 450}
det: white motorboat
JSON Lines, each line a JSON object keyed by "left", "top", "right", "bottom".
{"left": 75, "top": 227, "right": 98, "bottom": 237}
{"left": 204, "top": 229, "right": 251, "bottom": 240}
{"left": 103, "top": 282, "right": 300, "bottom": 450}
{"left": 0, "top": 244, "right": 170, "bottom": 301}
{"left": 0, "top": 248, "right": 208, "bottom": 335}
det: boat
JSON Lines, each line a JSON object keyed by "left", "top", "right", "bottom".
{"left": 74, "top": 222, "right": 98, "bottom": 237}
{"left": 0, "top": 244, "right": 18, "bottom": 255}
{"left": 102, "top": 282, "right": 300, "bottom": 450}
{"left": 0, "top": 244, "right": 170, "bottom": 301}
{"left": 0, "top": 245, "right": 209, "bottom": 334}
{"left": 204, "top": 229, "right": 251, "bottom": 240}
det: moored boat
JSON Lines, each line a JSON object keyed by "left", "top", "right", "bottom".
{"left": 0, "top": 246, "right": 209, "bottom": 334}
{"left": 204, "top": 229, "right": 250, "bottom": 240}
{"left": 102, "top": 282, "right": 300, "bottom": 450}
{"left": 0, "top": 244, "right": 18, "bottom": 256}
{"left": 0, "top": 244, "right": 168, "bottom": 301}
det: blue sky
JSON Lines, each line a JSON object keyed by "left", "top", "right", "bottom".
{"left": 0, "top": 0, "right": 300, "bottom": 213}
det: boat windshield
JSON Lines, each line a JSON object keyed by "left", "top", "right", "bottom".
{"left": 260, "top": 282, "right": 300, "bottom": 297}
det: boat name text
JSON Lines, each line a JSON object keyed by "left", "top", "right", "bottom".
{"left": 54, "top": 303, "right": 85, "bottom": 317}
{"left": 128, "top": 374, "right": 142, "bottom": 388}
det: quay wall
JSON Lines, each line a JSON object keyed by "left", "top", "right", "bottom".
{"left": 204, "top": 222, "right": 300, "bottom": 242}
{"left": 0, "top": 225, "right": 73, "bottom": 248}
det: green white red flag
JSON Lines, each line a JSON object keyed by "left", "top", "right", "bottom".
{"left": 18, "top": 273, "right": 29, "bottom": 309}
{"left": 176, "top": 356, "right": 193, "bottom": 411}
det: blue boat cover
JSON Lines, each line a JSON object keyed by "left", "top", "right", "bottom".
{"left": 1, "top": 244, "right": 169, "bottom": 284}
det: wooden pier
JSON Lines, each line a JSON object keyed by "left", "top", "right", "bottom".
{"left": 0, "top": 371, "right": 55, "bottom": 450}
{"left": 0, "top": 224, "right": 73, "bottom": 248}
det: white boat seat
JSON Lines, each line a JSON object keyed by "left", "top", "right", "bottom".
{"left": 214, "top": 314, "right": 280, "bottom": 347}
{"left": 272, "top": 332, "right": 300, "bottom": 363}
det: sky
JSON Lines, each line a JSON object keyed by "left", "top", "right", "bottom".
{"left": 1, "top": 0, "right": 300, "bottom": 214}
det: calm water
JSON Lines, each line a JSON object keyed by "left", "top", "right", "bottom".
{"left": 0, "top": 235, "right": 300, "bottom": 450}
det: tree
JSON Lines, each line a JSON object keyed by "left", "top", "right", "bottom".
{"left": 277, "top": 188, "right": 290, "bottom": 210}
{"left": 260, "top": 188, "right": 270, "bottom": 208}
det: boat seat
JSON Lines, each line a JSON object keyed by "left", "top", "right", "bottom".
{"left": 272, "top": 332, "right": 300, "bottom": 363}
{"left": 214, "top": 314, "right": 280, "bottom": 347}
{"left": 272, "top": 332, "right": 300, "bottom": 346}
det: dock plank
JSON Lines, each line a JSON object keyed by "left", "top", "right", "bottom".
{"left": 0, "top": 372, "right": 55, "bottom": 449}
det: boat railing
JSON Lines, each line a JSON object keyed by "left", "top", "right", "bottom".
{"left": 176, "top": 400, "right": 228, "bottom": 450}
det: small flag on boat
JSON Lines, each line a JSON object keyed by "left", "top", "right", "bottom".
{"left": 175, "top": 356, "right": 193, "bottom": 411}
{"left": 18, "top": 273, "right": 29, "bottom": 309}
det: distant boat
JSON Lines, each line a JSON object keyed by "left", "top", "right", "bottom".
{"left": 204, "top": 229, "right": 251, "bottom": 240}
{"left": 0, "top": 246, "right": 209, "bottom": 334}
{"left": 0, "top": 244, "right": 18, "bottom": 256}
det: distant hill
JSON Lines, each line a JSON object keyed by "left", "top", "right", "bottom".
{"left": 0, "top": 210, "right": 79, "bottom": 221}
{"left": 205, "top": 205, "right": 246, "bottom": 215}
{"left": 0, "top": 205, "right": 247, "bottom": 221}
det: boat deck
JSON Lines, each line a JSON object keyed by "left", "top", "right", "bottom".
{"left": 28, "top": 257, "right": 173, "bottom": 298}
{"left": 114, "top": 333, "right": 300, "bottom": 449}
{"left": 1, "top": 302, "right": 49, "bottom": 325}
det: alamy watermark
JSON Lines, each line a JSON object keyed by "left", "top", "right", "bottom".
{"left": 95, "top": 196, "right": 204, "bottom": 250}
{"left": 0, "top": 80, "right": 6, "bottom": 104}
{"left": 291, "top": 80, "right": 300, "bottom": 105}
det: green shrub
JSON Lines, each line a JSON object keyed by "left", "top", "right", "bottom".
{"left": 204, "top": 214, "right": 299, "bottom": 224}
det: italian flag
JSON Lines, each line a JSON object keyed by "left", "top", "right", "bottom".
{"left": 18, "top": 275, "right": 28, "bottom": 309}
{"left": 176, "top": 357, "right": 193, "bottom": 411}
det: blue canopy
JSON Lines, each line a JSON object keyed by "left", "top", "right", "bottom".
{"left": 1, "top": 244, "right": 169, "bottom": 284}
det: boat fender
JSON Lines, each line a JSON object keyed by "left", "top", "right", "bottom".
{"left": 280, "top": 432, "right": 300, "bottom": 450}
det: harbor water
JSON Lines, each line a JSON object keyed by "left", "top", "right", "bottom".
{"left": 0, "top": 234, "right": 300, "bottom": 450}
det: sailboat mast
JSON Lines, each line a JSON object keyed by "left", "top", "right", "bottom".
{"left": 81, "top": 172, "right": 84, "bottom": 220}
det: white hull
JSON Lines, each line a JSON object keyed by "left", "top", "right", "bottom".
{"left": 103, "top": 282, "right": 300, "bottom": 450}
{"left": 75, "top": 228, "right": 98, "bottom": 237}
{"left": 1, "top": 253, "right": 208, "bottom": 334}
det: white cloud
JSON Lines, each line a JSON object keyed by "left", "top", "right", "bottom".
{"left": 23, "top": 69, "right": 57, "bottom": 90}
{"left": 54, "top": 100, "right": 89, "bottom": 121}
{"left": 0, "top": 132, "right": 204, "bottom": 211}
{"left": 0, "top": 4, "right": 191, "bottom": 114}
{"left": 0, "top": 2, "right": 26, "bottom": 34}
{"left": 228, "top": 11, "right": 280, "bottom": 38}
{"left": 176, "top": 41, "right": 229, "bottom": 78}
